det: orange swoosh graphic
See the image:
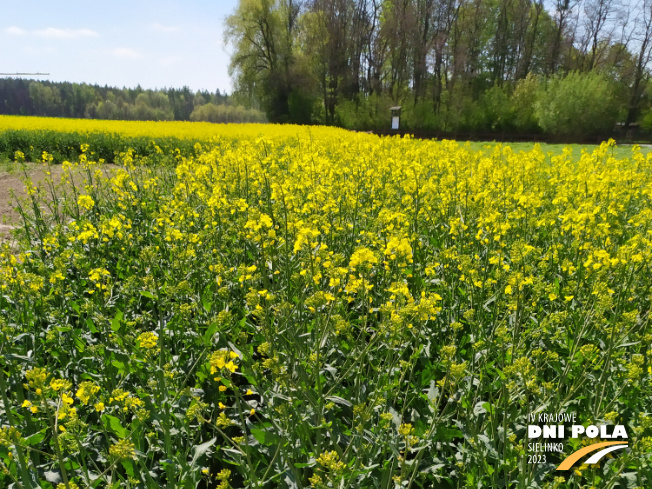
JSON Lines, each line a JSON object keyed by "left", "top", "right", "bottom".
{"left": 556, "top": 441, "right": 628, "bottom": 470}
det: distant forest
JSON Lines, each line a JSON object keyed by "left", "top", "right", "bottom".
{"left": 226, "top": 0, "right": 652, "bottom": 138}
{"left": 0, "top": 78, "right": 266, "bottom": 123}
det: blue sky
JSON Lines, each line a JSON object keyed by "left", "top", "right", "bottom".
{"left": 1, "top": 0, "right": 239, "bottom": 92}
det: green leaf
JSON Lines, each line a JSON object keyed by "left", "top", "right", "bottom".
{"left": 102, "top": 414, "right": 128, "bottom": 438}
{"left": 251, "top": 428, "right": 280, "bottom": 446}
{"left": 86, "top": 318, "right": 98, "bottom": 333}
{"left": 426, "top": 381, "right": 439, "bottom": 402}
{"left": 72, "top": 332, "right": 85, "bottom": 352}
{"left": 201, "top": 285, "right": 213, "bottom": 313}
{"left": 44, "top": 470, "right": 61, "bottom": 484}
{"left": 325, "top": 396, "right": 352, "bottom": 408}
{"left": 191, "top": 437, "right": 217, "bottom": 466}
{"left": 434, "top": 426, "right": 463, "bottom": 442}
{"left": 121, "top": 459, "right": 135, "bottom": 478}
{"left": 112, "top": 360, "right": 126, "bottom": 374}
{"left": 111, "top": 310, "right": 123, "bottom": 332}
{"left": 203, "top": 321, "right": 219, "bottom": 345}
{"left": 140, "top": 290, "right": 155, "bottom": 300}
{"left": 23, "top": 430, "right": 45, "bottom": 446}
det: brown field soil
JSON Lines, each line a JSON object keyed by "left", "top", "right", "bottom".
{"left": 0, "top": 162, "right": 118, "bottom": 246}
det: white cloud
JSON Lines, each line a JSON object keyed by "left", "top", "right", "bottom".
{"left": 5, "top": 26, "right": 26, "bottom": 36}
{"left": 111, "top": 48, "right": 142, "bottom": 59}
{"left": 34, "top": 28, "right": 98, "bottom": 39}
{"left": 160, "top": 55, "right": 181, "bottom": 66}
{"left": 152, "top": 23, "right": 180, "bottom": 33}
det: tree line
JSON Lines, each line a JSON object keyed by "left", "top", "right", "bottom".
{"left": 0, "top": 79, "right": 266, "bottom": 123}
{"left": 226, "top": 0, "right": 652, "bottom": 137}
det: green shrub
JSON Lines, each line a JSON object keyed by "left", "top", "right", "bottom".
{"left": 335, "top": 93, "right": 394, "bottom": 130}
{"left": 401, "top": 101, "right": 442, "bottom": 131}
{"left": 534, "top": 71, "right": 619, "bottom": 138}
{"left": 189, "top": 103, "right": 266, "bottom": 124}
{"left": 479, "top": 84, "right": 516, "bottom": 132}
{"left": 512, "top": 74, "right": 541, "bottom": 133}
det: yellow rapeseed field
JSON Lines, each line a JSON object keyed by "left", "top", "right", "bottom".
{"left": 0, "top": 114, "right": 347, "bottom": 142}
{"left": 0, "top": 119, "right": 651, "bottom": 488}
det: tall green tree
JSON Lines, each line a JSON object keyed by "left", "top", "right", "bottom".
{"left": 226, "top": 0, "right": 304, "bottom": 122}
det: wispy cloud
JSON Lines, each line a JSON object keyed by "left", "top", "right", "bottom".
{"left": 111, "top": 48, "right": 142, "bottom": 59}
{"left": 6, "top": 26, "right": 98, "bottom": 38}
{"left": 5, "top": 26, "right": 27, "bottom": 35}
{"left": 152, "top": 23, "right": 180, "bottom": 33}
{"left": 33, "top": 27, "right": 98, "bottom": 39}
{"left": 35, "top": 27, "right": 98, "bottom": 39}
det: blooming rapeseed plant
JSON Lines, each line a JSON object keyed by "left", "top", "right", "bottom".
{"left": 0, "top": 121, "right": 650, "bottom": 488}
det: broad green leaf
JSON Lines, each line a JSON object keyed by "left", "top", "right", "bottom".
{"left": 24, "top": 430, "right": 45, "bottom": 446}
{"left": 111, "top": 310, "right": 124, "bottom": 332}
{"left": 121, "top": 459, "right": 135, "bottom": 478}
{"left": 203, "top": 321, "right": 219, "bottom": 344}
{"left": 201, "top": 285, "right": 212, "bottom": 313}
{"left": 191, "top": 437, "right": 217, "bottom": 466}
{"left": 140, "top": 290, "right": 155, "bottom": 300}
{"left": 251, "top": 428, "right": 280, "bottom": 446}
{"left": 86, "top": 318, "right": 98, "bottom": 333}
{"left": 102, "top": 414, "right": 128, "bottom": 438}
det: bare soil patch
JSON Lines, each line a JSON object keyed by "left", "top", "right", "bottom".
{"left": 0, "top": 162, "right": 118, "bottom": 245}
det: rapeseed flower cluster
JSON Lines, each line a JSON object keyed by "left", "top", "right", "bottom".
{"left": 209, "top": 349, "right": 239, "bottom": 376}
{"left": 136, "top": 331, "right": 158, "bottom": 349}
